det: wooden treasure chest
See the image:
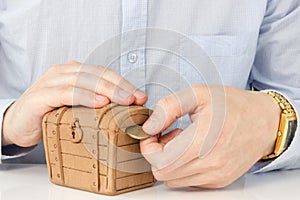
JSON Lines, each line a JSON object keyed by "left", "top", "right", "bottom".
{"left": 42, "top": 103, "right": 156, "bottom": 195}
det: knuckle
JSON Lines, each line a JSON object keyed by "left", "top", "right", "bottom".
{"left": 117, "top": 78, "right": 131, "bottom": 89}
{"left": 67, "top": 60, "right": 80, "bottom": 65}
{"left": 59, "top": 87, "right": 71, "bottom": 104}
{"left": 96, "top": 64, "right": 105, "bottom": 70}
{"left": 191, "top": 84, "right": 206, "bottom": 91}
{"left": 157, "top": 97, "right": 173, "bottom": 108}
{"left": 190, "top": 84, "right": 200, "bottom": 91}
{"left": 48, "top": 65, "right": 63, "bottom": 73}
{"left": 66, "top": 73, "right": 78, "bottom": 86}
{"left": 156, "top": 97, "right": 179, "bottom": 121}
{"left": 190, "top": 85, "right": 204, "bottom": 96}
{"left": 96, "top": 65, "right": 108, "bottom": 76}
{"left": 211, "top": 156, "right": 228, "bottom": 170}
{"left": 98, "top": 79, "right": 114, "bottom": 91}
{"left": 59, "top": 86, "right": 81, "bottom": 105}
{"left": 191, "top": 84, "right": 210, "bottom": 102}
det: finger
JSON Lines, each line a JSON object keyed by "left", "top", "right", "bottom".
{"left": 29, "top": 87, "right": 110, "bottom": 113}
{"left": 164, "top": 173, "right": 215, "bottom": 188}
{"left": 164, "top": 169, "right": 233, "bottom": 189}
{"left": 83, "top": 65, "right": 147, "bottom": 105}
{"left": 36, "top": 72, "right": 136, "bottom": 105}
{"left": 68, "top": 88, "right": 111, "bottom": 108}
{"left": 142, "top": 85, "right": 209, "bottom": 135}
{"left": 99, "top": 69, "right": 147, "bottom": 105}
{"left": 141, "top": 121, "right": 204, "bottom": 170}
{"left": 152, "top": 156, "right": 214, "bottom": 181}
{"left": 159, "top": 128, "right": 183, "bottom": 146}
{"left": 140, "top": 128, "right": 182, "bottom": 155}
{"left": 47, "top": 63, "right": 147, "bottom": 105}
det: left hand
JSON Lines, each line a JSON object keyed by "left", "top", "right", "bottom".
{"left": 140, "top": 85, "right": 281, "bottom": 188}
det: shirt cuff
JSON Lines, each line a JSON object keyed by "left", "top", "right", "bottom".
{"left": 251, "top": 90, "right": 300, "bottom": 173}
{"left": 2, "top": 144, "right": 36, "bottom": 160}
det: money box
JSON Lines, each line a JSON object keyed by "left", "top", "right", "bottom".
{"left": 42, "top": 104, "right": 155, "bottom": 195}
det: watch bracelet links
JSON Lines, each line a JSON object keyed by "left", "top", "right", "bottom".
{"left": 261, "top": 91, "right": 297, "bottom": 160}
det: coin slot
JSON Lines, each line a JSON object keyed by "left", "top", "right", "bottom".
{"left": 72, "top": 131, "right": 75, "bottom": 139}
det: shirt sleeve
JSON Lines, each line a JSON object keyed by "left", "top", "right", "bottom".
{"left": 0, "top": 99, "right": 35, "bottom": 164}
{"left": 250, "top": 0, "right": 300, "bottom": 172}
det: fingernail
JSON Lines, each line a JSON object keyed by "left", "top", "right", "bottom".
{"left": 134, "top": 90, "right": 147, "bottom": 99}
{"left": 118, "top": 90, "right": 135, "bottom": 104}
{"left": 143, "top": 117, "right": 158, "bottom": 135}
{"left": 95, "top": 95, "right": 107, "bottom": 102}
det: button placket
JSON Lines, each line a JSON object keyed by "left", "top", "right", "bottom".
{"left": 120, "top": 0, "right": 148, "bottom": 91}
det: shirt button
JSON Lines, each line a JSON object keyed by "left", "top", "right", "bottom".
{"left": 127, "top": 52, "right": 138, "bottom": 64}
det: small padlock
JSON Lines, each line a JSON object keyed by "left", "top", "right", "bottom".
{"left": 70, "top": 118, "right": 83, "bottom": 143}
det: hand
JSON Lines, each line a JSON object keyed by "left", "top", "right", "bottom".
{"left": 2, "top": 61, "right": 147, "bottom": 147}
{"left": 140, "top": 85, "right": 280, "bottom": 188}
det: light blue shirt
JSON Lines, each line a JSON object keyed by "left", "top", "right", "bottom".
{"left": 0, "top": 0, "right": 299, "bottom": 173}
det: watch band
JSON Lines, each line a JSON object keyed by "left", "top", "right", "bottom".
{"left": 261, "top": 91, "right": 298, "bottom": 160}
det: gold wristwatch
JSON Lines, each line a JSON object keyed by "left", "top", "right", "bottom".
{"left": 262, "top": 91, "right": 298, "bottom": 160}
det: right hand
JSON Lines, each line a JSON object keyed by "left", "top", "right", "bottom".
{"left": 2, "top": 61, "right": 147, "bottom": 147}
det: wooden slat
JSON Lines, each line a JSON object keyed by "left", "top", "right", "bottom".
{"left": 63, "top": 168, "right": 108, "bottom": 193}
{"left": 116, "top": 173, "right": 154, "bottom": 191}
{"left": 42, "top": 112, "right": 52, "bottom": 179}
{"left": 63, "top": 168, "right": 92, "bottom": 192}
{"left": 99, "top": 105, "right": 129, "bottom": 130}
{"left": 47, "top": 107, "right": 69, "bottom": 185}
{"left": 98, "top": 160, "right": 108, "bottom": 175}
{"left": 60, "top": 140, "right": 108, "bottom": 160}
{"left": 59, "top": 154, "right": 108, "bottom": 175}
{"left": 117, "top": 143, "right": 143, "bottom": 163}
{"left": 98, "top": 175, "right": 108, "bottom": 194}
{"left": 106, "top": 130, "right": 117, "bottom": 193}
{"left": 90, "top": 126, "right": 99, "bottom": 192}
{"left": 60, "top": 108, "right": 98, "bottom": 128}
{"left": 46, "top": 137, "right": 58, "bottom": 153}
{"left": 59, "top": 125, "right": 109, "bottom": 146}
{"left": 62, "top": 154, "right": 92, "bottom": 173}
{"left": 60, "top": 140, "right": 91, "bottom": 158}
{"left": 116, "top": 158, "right": 152, "bottom": 178}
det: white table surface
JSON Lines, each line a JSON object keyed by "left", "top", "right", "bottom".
{"left": 0, "top": 164, "right": 299, "bottom": 200}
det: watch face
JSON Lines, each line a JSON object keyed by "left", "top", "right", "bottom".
{"left": 285, "top": 120, "right": 298, "bottom": 148}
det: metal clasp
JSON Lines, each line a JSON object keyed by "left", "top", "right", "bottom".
{"left": 71, "top": 118, "right": 83, "bottom": 143}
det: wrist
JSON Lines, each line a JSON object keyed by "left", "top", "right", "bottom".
{"left": 2, "top": 103, "right": 15, "bottom": 146}
{"left": 258, "top": 91, "right": 282, "bottom": 157}
{"left": 261, "top": 91, "right": 297, "bottom": 160}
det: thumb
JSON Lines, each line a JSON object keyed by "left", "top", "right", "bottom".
{"left": 142, "top": 85, "right": 210, "bottom": 135}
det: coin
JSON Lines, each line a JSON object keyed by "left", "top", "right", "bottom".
{"left": 125, "top": 125, "right": 151, "bottom": 140}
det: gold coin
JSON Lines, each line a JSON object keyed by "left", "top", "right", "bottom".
{"left": 125, "top": 125, "right": 151, "bottom": 140}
